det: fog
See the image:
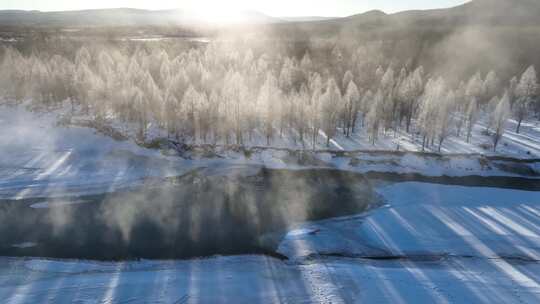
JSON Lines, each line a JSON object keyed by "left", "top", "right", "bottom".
{"left": 0, "top": 168, "right": 377, "bottom": 259}
{"left": 0, "top": 0, "right": 539, "bottom": 260}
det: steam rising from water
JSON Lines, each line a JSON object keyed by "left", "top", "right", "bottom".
{"left": 0, "top": 168, "right": 377, "bottom": 260}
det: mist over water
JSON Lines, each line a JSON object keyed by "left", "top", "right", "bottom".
{"left": 0, "top": 0, "right": 539, "bottom": 263}
{"left": 0, "top": 168, "right": 378, "bottom": 260}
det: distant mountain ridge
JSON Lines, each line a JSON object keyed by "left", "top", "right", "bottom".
{"left": 0, "top": 8, "right": 282, "bottom": 27}
{"left": 280, "top": 16, "right": 338, "bottom": 22}
{"left": 0, "top": 0, "right": 539, "bottom": 28}
{"left": 342, "top": 0, "right": 540, "bottom": 27}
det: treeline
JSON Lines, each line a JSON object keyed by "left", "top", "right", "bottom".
{"left": 0, "top": 40, "right": 538, "bottom": 151}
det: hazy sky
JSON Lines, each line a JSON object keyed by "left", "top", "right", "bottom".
{"left": 0, "top": 0, "right": 470, "bottom": 17}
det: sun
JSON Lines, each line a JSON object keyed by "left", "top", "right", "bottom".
{"left": 189, "top": 0, "right": 250, "bottom": 24}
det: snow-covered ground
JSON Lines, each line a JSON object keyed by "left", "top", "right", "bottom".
{"left": 1, "top": 104, "right": 539, "bottom": 200}
{"left": 2, "top": 104, "right": 540, "bottom": 303}
{"left": 1, "top": 182, "right": 540, "bottom": 303}
{"left": 111, "top": 103, "right": 540, "bottom": 159}
{"left": 0, "top": 104, "right": 188, "bottom": 199}
{"left": 280, "top": 183, "right": 540, "bottom": 260}
{"left": 129, "top": 106, "right": 540, "bottom": 159}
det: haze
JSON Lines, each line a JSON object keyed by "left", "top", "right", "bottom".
{"left": 2, "top": 0, "right": 540, "bottom": 303}
{"left": 1, "top": 0, "right": 469, "bottom": 17}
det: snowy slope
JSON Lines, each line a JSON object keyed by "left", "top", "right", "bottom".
{"left": 1, "top": 183, "right": 540, "bottom": 303}
{"left": 279, "top": 183, "right": 540, "bottom": 261}
{"left": 1, "top": 254, "right": 540, "bottom": 303}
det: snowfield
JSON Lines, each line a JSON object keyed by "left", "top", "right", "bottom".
{"left": 0, "top": 104, "right": 539, "bottom": 200}
{"left": 0, "top": 104, "right": 188, "bottom": 199}
{"left": 1, "top": 183, "right": 540, "bottom": 303}
{"left": 279, "top": 183, "right": 540, "bottom": 260}
{"left": 2, "top": 104, "right": 540, "bottom": 303}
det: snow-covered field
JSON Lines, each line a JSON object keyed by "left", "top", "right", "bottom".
{"left": 1, "top": 182, "right": 540, "bottom": 303}
{"left": 280, "top": 183, "right": 540, "bottom": 260}
{"left": 2, "top": 104, "right": 540, "bottom": 303}
{"left": 0, "top": 104, "right": 188, "bottom": 199}
{"left": 1, "top": 104, "right": 539, "bottom": 199}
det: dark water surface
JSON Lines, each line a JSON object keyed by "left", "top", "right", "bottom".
{"left": 0, "top": 168, "right": 378, "bottom": 260}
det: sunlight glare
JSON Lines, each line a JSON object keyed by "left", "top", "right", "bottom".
{"left": 189, "top": 0, "right": 251, "bottom": 24}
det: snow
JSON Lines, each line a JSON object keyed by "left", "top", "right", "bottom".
{"left": 2, "top": 104, "right": 540, "bottom": 302}
{"left": 1, "top": 103, "right": 539, "bottom": 200}
{"left": 29, "top": 199, "right": 90, "bottom": 209}
{"left": 279, "top": 183, "right": 540, "bottom": 260}
{"left": 169, "top": 117, "right": 540, "bottom": 159}
{"left": 1, "top": 183, "right": 540, "bottom": 303}
{"left": 1, "top": 253, "right": 540, "bottom": 303}
{"left": 0, "top": 104, "right": 191, "bottom": 199}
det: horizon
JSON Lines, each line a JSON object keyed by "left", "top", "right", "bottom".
{"left": 0, "top": 0, "right": 471, "bottom": 18}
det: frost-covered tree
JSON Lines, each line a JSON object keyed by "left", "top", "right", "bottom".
{"left": 397, "top": 67, "right": 423, "bottom": 132}
{"left": 465, "top": 97, "right": 479, "bottom": 143}
{"left": 461, "top": 71, "right": 485, "bottom": 142}
{"left": 359, "top": 90, "right": 373, "bottom": 128}
{"left": 514, "top": 65, "right": 538, "bottom": 133}
{"left": 380, "top": 67, "right": 396, "bottom": 133}
{"left": 343, "top": 80, "right": 360, "bottom": 137}
{"left": 300, "top": 52, "right": 312, "bottom": 72}
{"left": 308, "top": 84, "right": 323, "bottom": 149}
{"left": 320, "top": 78, "right": 341, "bottom": 146}
{"left": 222, "top": 72, "right": 249, "bottom": 145}
{"left": 508, "top": 76, "right": 518, "bottom": 108}
{"left": 437, "top": 90, "right": 455, "bottom": 152}
{"left": 366, "top": 90, "right": 384, "bottom": 144}
{"left": 258, "top": 73, "right": 280, "bottom": 145}
{"left": 484, "top": 70, "right": 500, "bottom": 102}
{"left": 163, "top": 92, "right": 180, "bottom": 138}
{"left": 485, "top": 95, "right": 500, "bottom": 133}
{"left": 279, "top": 58, "right": 294, "bottom": 93}
{"left": 342, "top": 70, "right": 354, "bottom": 91}
{"left": 293, "top": 86, "right": 310, "bottom": 145}
{"left": 132, "top": 87, "right": 147, "bottom": 140}
{"left": 454, "top": 82, "right": 467, "bottom": 137}
{"left": 466, "top": 72, "right": 485, "bottom": 106}
{"left": 418, "top": 78, "right": 445, "bottom": 150}
{"left": 3, "top": 40, "right": 539, "bottom": 153}
{"left": 491, "top": 91, "right": 511, "bottom": 151}
{"left": 182, "top": 85, "right": 202, "bottom": 140}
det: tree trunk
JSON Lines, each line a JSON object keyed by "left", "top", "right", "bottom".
{"left": 312, "top": 129, "right": 317, "bottom": 150}
{"left": 352, "top": 112, "right": 359, "bottom": 133}
{"left": 406, "top": 115, "right": 412, "bottom": 133}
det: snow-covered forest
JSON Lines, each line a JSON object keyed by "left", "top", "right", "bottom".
{"left": 0, "top": 40, "right": 538, "bottom": 152}
{"left": 3, "top": 0, "right": 540, "bottom": 302}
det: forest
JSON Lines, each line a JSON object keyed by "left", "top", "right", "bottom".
{"left": 0, "top": 38, "right": 538, "bottom": 152}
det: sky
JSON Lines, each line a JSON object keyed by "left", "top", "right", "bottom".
{"left": 0, "top": 0, "right": 470, "bottom": 17}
